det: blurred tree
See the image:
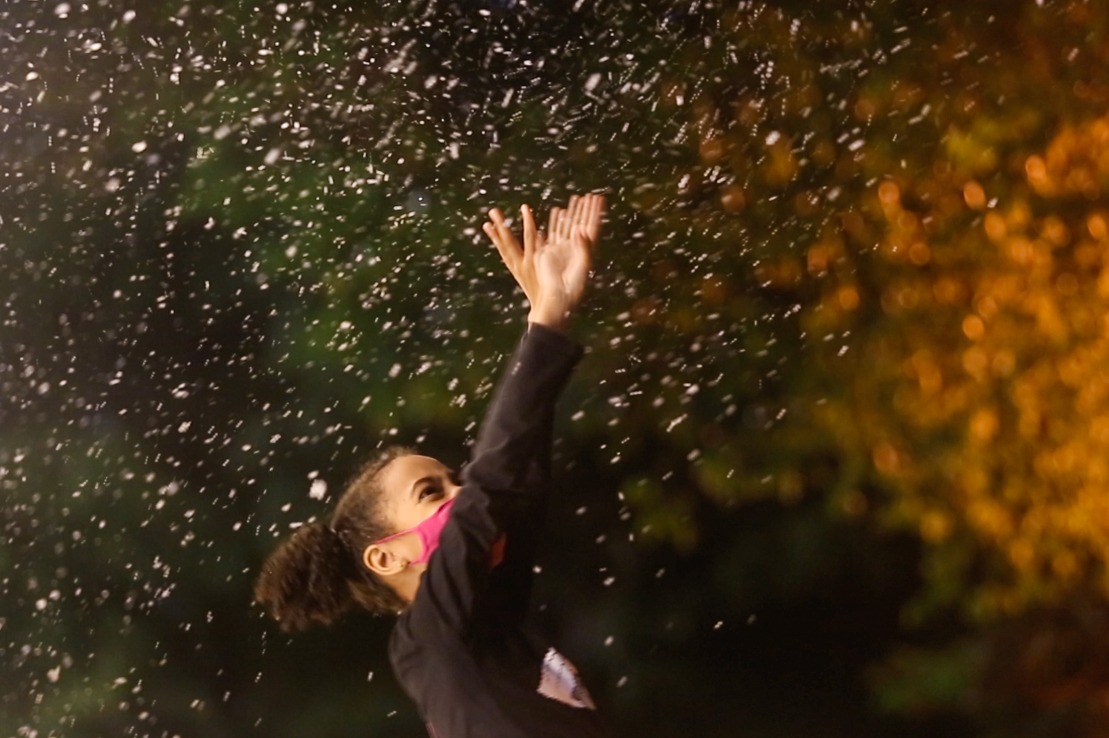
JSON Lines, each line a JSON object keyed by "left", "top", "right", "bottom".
{"left": 839, "top": 88, "right": 1109, "bottom": 738}
{"left": 627, "top": 2, "right": 1109, "bottom": 734}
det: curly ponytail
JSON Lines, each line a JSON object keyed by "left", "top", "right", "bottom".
{"left": 253, "top": 521, "right": 358, "bottom": 632}
{"left": 254, "top": 445, "right": 415, "bottom": 631}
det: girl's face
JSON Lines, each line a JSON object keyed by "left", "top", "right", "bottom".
{"left": 360, "top": 454, "right": 462, "bottom": 596}
{"left": 377, "top": 454, "right": 461, "bottom": 538}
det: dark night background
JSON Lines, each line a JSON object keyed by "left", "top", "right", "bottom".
{"left": 4, "top": 1, "right": 1109, "bottom": 736}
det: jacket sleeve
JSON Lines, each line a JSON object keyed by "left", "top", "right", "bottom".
{"left": 403, "top": 323, "right": 583, "bottom": 638}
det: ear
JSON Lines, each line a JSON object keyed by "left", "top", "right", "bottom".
{"left": 363, "top": 542, "right": 407, "bottom": 577}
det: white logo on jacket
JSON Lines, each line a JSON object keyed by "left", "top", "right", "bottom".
{"left": 537, "top": 648, "right": 596, "bottom": 710}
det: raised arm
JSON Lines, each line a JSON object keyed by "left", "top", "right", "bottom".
{"left": 399, "top": 194, "right": 604, "bottom": 638}
{"left": 469, "top": 193, "right": 604, "bottom": 487}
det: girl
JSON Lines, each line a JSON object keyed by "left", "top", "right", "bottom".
{"left": 255, "top": 194, "right": 611, "bottom": 738}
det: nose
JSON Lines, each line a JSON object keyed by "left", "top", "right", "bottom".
{"left": 447, "top": 477, "right": 462, "bottom": 499}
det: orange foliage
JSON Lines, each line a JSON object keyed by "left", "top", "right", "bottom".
{"left": 823, "top": 112, "right": 1109, "bottom": 621}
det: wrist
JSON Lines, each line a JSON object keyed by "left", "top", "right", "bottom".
{"left": 528, "top": 304, "right": 571, "bottom": 333}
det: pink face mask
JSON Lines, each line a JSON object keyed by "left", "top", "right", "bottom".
{"left": 374, "top": 497, "right": 456, "bottom": 565}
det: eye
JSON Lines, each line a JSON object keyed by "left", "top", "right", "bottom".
{"left": 418, "top": 483, "right": 442, "bottom": 501}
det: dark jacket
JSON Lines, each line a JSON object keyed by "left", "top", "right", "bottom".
{"left": 389, "top": 324, "right": 610, "bottom": 738}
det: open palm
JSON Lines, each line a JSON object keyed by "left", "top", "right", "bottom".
{"left": 482, "top": 193, "right": 604, "bottom": 329}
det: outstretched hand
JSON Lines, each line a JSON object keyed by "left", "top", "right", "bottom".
{"left": 482, "top": 193, "right": 605, "bottom": 331}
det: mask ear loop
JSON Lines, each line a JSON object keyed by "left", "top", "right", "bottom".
{"left": 371, "top": 528, "right": 409, "bottom": 546}
{"left": 369, "top": 497, "right": 457, "bottom": 566}
{"left": 366, "top": 528, "right": 414, "bottom": 570}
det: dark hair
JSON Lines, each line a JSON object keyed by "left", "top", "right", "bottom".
{"left": 253, "top": 445, "right": 415, "bottom": 632}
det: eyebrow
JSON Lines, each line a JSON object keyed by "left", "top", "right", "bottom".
{"left": 409, "top": 475, "right": 440, "bottom": 499}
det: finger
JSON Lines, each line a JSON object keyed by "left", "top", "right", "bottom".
{"left": 547, "top": 206, "right": 560, "bottom": 243}
{"left": 490, "top": 207, "right": 521, "bottom": 253}
{"left": 574, "top": 196, "right": 589, "bottom": 238}
{"left": 584, "top": 194, "right": 604, "bottom": 243}
{"left": 486, "top": 209, "right": 522, "bottom": 263}
{"left": 576, "top": 194, "right": 593, "bottom": 236}
{"left": 482, "top": 220, "right": 498, "bottom": 243}
{"left": 575, "top": 194, "right": 590, "bottom": 236}
{"left": 489, "top": 207, "right": 508, "bottom": 235}
{"left": 581, "top": 195, "right": 596, "bottom": 241}
{"left": 573, "top": 194, "right": 593, "bottom": 244}
{"left": 566, "top": 195, "right": 582, "bottom": 240}
{"left": 581, "top": 195, "right": 598, "bottom": 241}
{"left": 482, "top": 218, "right": 502, "bottom": 249}
{"left": 570, "top": 195, "right": 582, "bottom": 239}
{"left": 521, "top": 204, "right": 536, "bottom": 259}
{"left": 558, "top": 198, "right": 574, "bottom": 242}
{"left": 484, "top": 221, "right": 516, "bottom": 267}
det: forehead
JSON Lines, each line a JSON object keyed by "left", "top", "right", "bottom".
{"left": 379, "top": 454, "right": 448, "bottom": 491}
{"left": 377, "top": 455, "right": 450, "bottom": 531}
